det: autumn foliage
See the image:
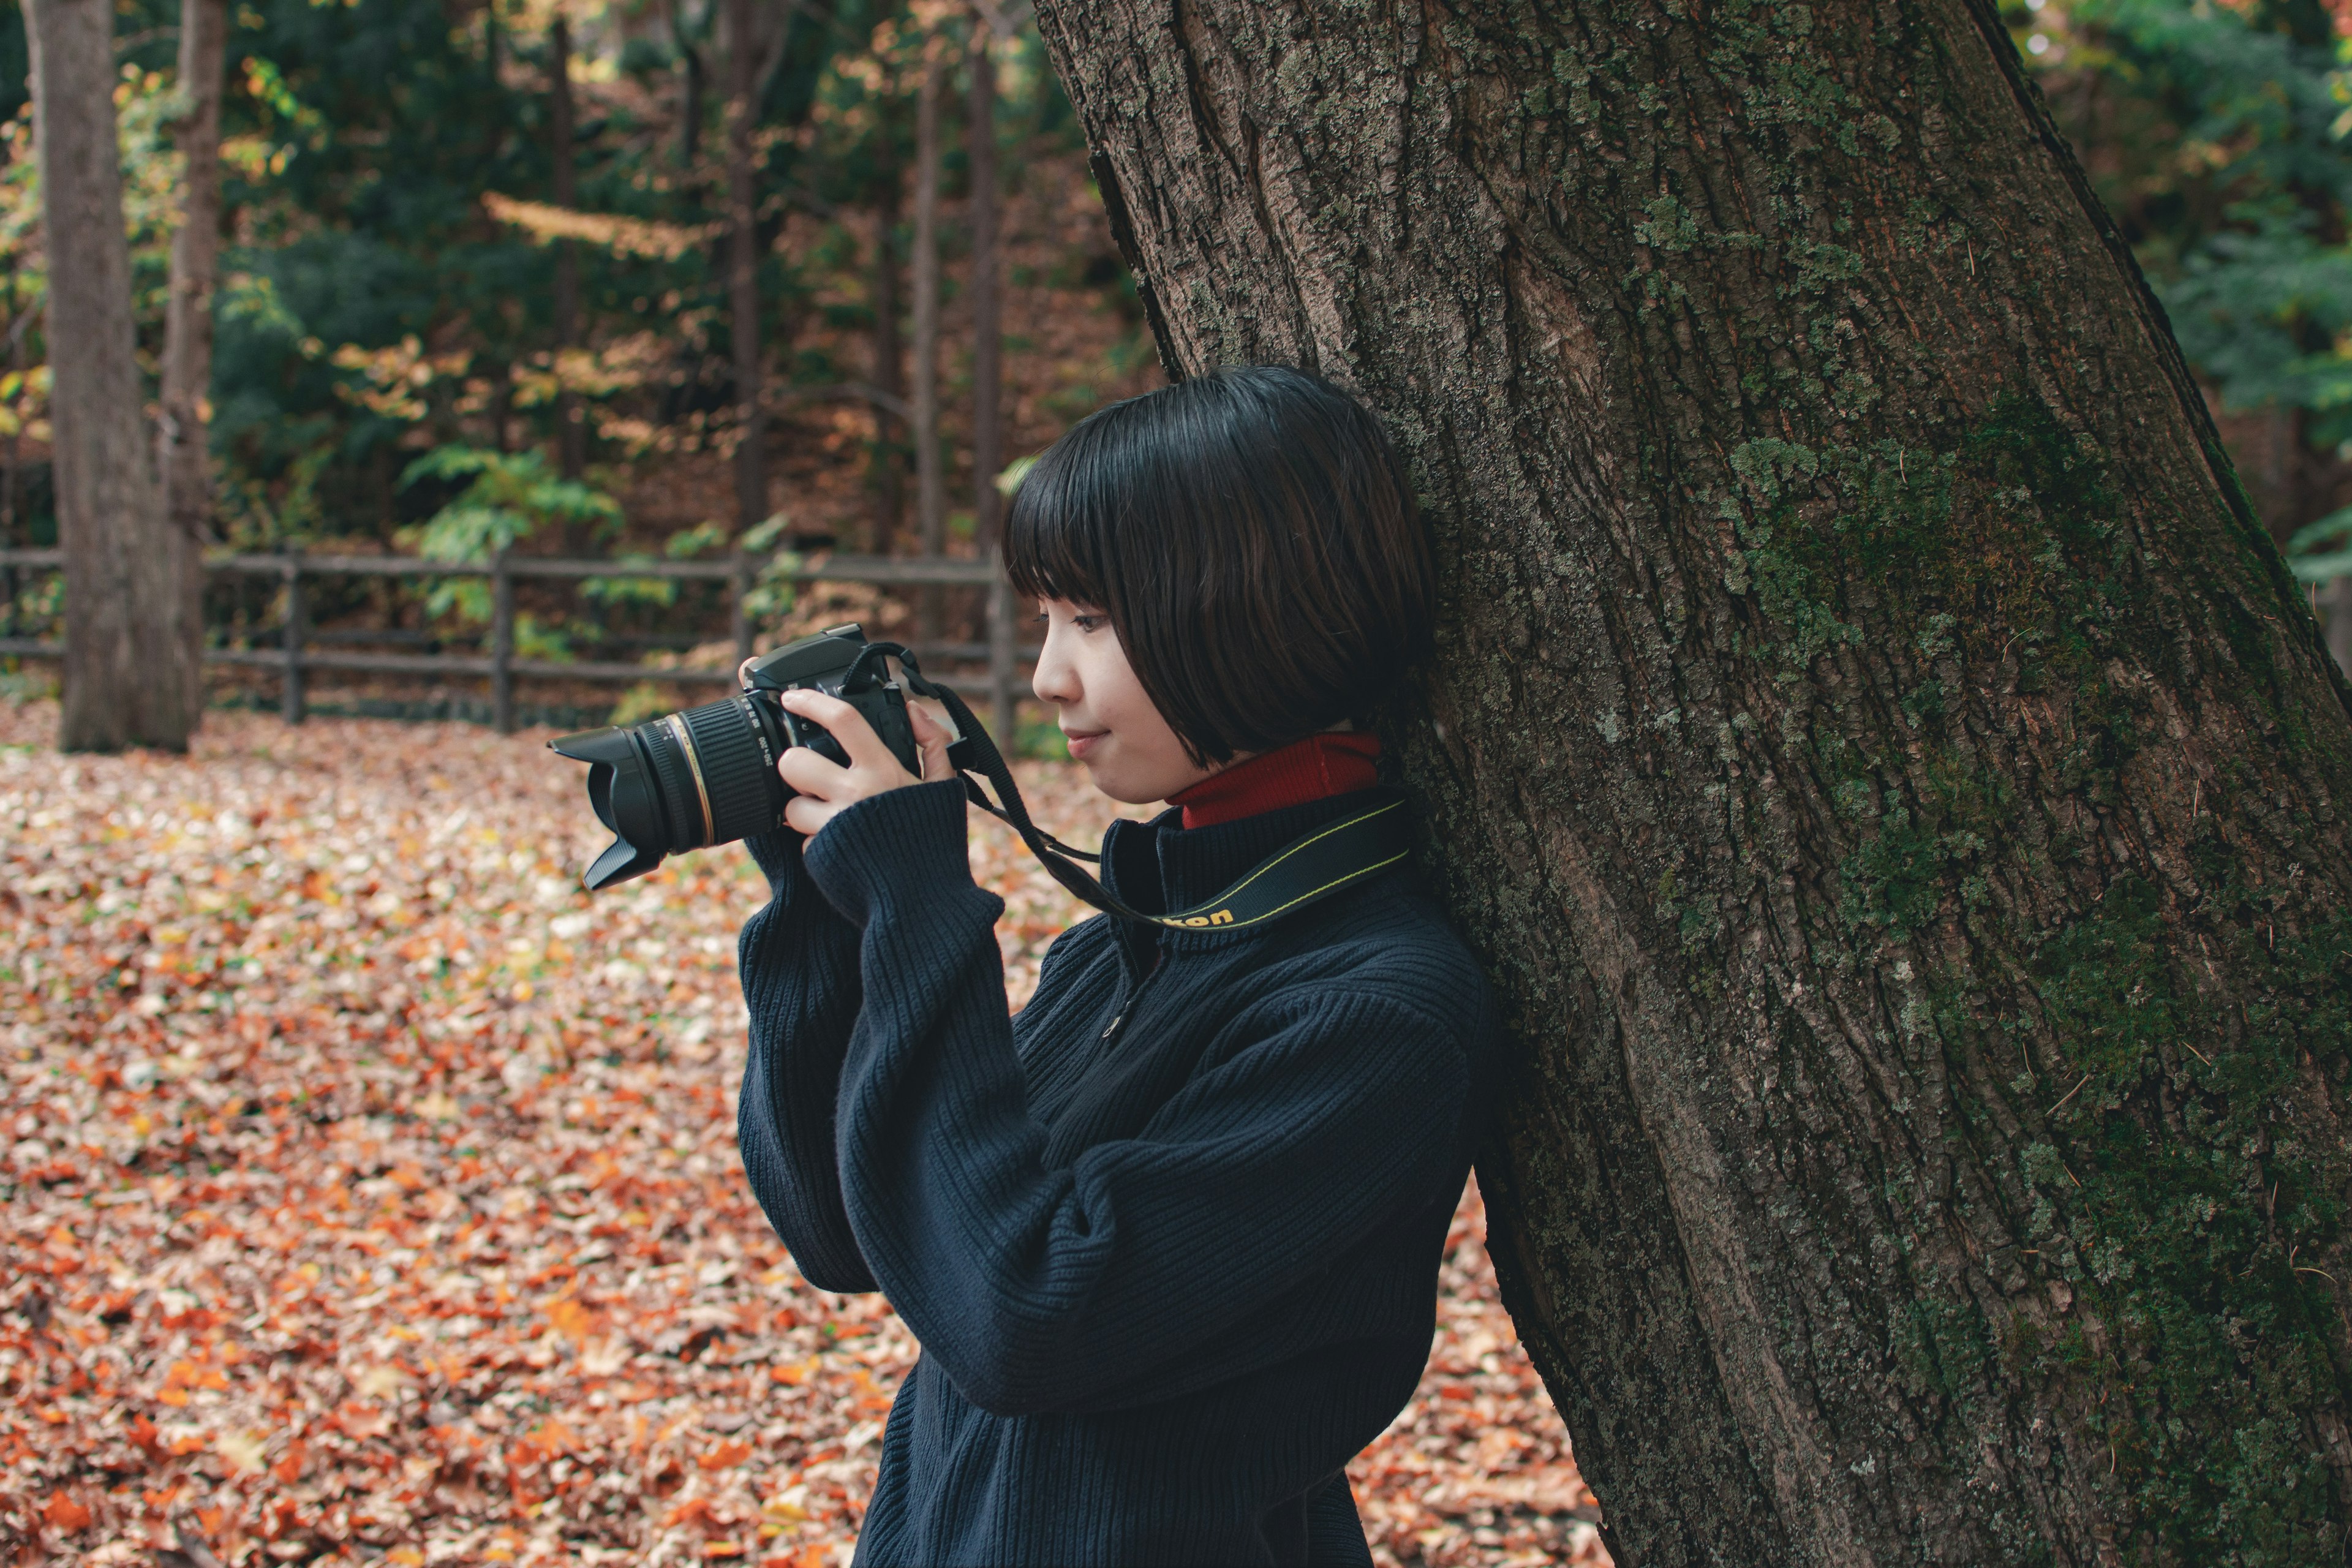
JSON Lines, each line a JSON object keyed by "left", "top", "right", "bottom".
{"left": 1, "top": 701, "right": 1604, "bottom": 1565}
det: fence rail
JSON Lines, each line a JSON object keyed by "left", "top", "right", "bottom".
{"left": 0, "top": 547, "right": 1028, "bottom": 737}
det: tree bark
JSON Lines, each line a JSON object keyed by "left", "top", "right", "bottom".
{"left": 32, "top": 0, "right": 196, "bottom": 752}
{"left": 159, "top": 0, "right": 225, "bottom": 600}
{"left": 549, "top": 10, "right": 586, "bottom": 480}
{"left": 869, "top": 104, "right": 905, "bottom": 555}
{"left": 912, "top": 47, "right": 945, "bottom": 633}
{"left": 1034, "top": 1, "right": 2352, "bottom": 1564}
{"left": 967, "top": 13, "right": 1001, "bottom": 548}
{"left": 724, "top": 0, "right": 765, "bottom": 531}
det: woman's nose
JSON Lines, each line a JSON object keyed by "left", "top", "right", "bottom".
{"left": 1031, "top": 627, "right": 1079, "bottom": 707}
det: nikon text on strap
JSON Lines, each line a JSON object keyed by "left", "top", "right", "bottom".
{"left": 840, "top": 641, "right": 1413, "bottom": 930}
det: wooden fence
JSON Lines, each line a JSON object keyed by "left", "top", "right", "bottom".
{"left": 0, "top": 547, "right": 1029, "bottom": 739}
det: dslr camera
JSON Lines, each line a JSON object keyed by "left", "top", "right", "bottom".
{"left": 549, "top": 624, "right": 925, "bottom": 889}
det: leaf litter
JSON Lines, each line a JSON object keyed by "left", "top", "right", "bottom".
{"left": 0, "top": 701, "right": 1608, "bottom": 1566}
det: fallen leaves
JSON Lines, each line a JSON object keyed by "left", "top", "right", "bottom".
{"left": 1, "top": 699, "right": 1608, "bottom": 1566}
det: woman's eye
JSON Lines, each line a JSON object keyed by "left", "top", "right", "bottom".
{"left": 1073, "top": 615, "right": 1106, "bottom": 632}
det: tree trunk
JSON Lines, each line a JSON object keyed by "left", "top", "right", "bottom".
{"left": 159, "top": 0, "right": 224, "bottom": 615}
{"left": 1035, "top": 1, "right": 2352, "bottom": 1564}
{"left": 674, "top": 7, "right": 704, "bottom": 168}
{"left": 912, "top": 47, "right": 945, "bottom": 635}
{"left": 869, "top": 108, "right": 905, "bottom": 556}
{"left": 724, "top": 0, "right": 764, "bottom": 532}
{"left": 32, "top": 0, "right": 195, "bottom": 752}
{"left": 967, "top": 14, "right": 1001, "bottom": 548}
{"left": 549, "top": 10, "right": 586, "bottom": 480}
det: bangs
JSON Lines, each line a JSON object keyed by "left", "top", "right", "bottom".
{"left": 1001, "top": 402, "right": 1134, "bottom": 610}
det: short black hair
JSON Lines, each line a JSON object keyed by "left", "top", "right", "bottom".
{"left": 1004, "top": 365, "right": 1431, "bottom": 765}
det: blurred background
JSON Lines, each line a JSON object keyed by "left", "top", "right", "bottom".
{"left": 0, "top": 0, "right": 1163, "bottom": 733}
{"left": 0, "top": 0, "right": 2340, "bottom": 731}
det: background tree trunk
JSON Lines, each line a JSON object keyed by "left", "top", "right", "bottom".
{"left": 32, "top": 0, "right": 195, "bottom": 752}
{"left": 723, "top": 0, "right": 764, "bottom": 531}
{"left": 967, "top": 13, "right": 1001, "bottom": 547}
{"left": 867, "top": 97, "right": 905, "bottom": 556}
{"left": 1035, "top": 1, "right": 2352, "bottom": 1563}
{"left": 159, "top": 0, "right": 224, "bottom": 625}
{"left": 549, "top": 10, "right": 586, "bottom": 480}
{"left": 911, "top": 47, "right": 945, "bottom": 636}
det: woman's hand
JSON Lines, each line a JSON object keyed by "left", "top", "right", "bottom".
{"left": 774, "top": 687, "right": 956, "bottom": 840}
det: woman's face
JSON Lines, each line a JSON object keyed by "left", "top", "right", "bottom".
{"left": 1031, "top": 598, "right": 1227, "bottom": 804}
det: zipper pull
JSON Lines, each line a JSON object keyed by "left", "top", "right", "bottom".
{"left": 1101, "top": 1014, "right": 1123, "bottom": 1041}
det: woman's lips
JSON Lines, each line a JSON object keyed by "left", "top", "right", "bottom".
{"left": 1064, "top": 729, "right": 1106, "bottom": 760}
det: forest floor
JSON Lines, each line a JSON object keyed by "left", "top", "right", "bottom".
{"left": 0, "top": 699, "right": 1610, "bottom": 1567}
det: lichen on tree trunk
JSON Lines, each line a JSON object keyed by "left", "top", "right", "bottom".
{"left": 1031, "top": 0, "right": 2352, "bottom": 1561}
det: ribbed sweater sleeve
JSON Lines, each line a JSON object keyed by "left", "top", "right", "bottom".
{"left": 734, "top": 824, "right": 876, "bottom": 1292}
{"left": 799, "top": 781, "right": 1472, "bottom": 1419}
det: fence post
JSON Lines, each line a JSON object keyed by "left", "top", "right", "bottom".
{"left": 731, "top": 547, "right": 755, "bottom": 668}
{"left": 987, "top": 557, "right": 1017, "bottom": 753}
{"left": 281, "top": 550, "right": 306, "bottom": 725}
{"left": 491, "top": 549, "right": 516, "bottom": 734}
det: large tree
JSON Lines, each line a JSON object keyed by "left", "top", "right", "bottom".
{"left": 1032, "top": 0, "right": 2352, "bottom": 1562}
{"left": 157, "top": 0, "right": 227, "bottom": 723}
{"left": 30, "top": 0, "right": 197, "bottom": 751}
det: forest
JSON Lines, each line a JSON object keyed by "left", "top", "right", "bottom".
{"left": 0, "top": 0, "right": 1162, "bottom": 728}
{"left": 0, "top": 0, "right": 2344, "bottom": 690}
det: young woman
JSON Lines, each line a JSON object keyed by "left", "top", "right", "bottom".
{"left": 733, "top": 365, "right": 1499, "bottom": 1566}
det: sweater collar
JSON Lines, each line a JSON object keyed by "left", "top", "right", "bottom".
{"left": 1166, "top": 733, "right": 1383, "bottom": 829}
{"left": 1099, "top": 786, "right": 1399, "bottom": 925}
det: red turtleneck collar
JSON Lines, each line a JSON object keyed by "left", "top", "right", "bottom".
{"left": 1167, "top": 732, "right": 1383, "bottom": 830}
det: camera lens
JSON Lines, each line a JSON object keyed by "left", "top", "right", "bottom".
{"left": 550, "top": 694, "right": 786, "bottom": 890}
{"left": 676, "top": 695, "right": 786, "bottom": 843}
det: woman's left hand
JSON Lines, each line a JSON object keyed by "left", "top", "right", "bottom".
{"left": 775, "top": 688, "right": 956, "bottom": 839}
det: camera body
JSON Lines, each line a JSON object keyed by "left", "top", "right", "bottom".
{"left": 550, "top": 624, "right": 924, "bottom": 889}
{"left": 741, "top": 624, "right": 922, "bottom": 775}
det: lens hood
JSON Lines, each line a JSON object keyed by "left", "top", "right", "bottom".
{"left": 549, "top": 726, "right": 669, "bottom": 889}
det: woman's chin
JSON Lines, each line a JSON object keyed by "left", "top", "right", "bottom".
{"left": 1076, "top": 760, "right": 1154, "bottom": 807}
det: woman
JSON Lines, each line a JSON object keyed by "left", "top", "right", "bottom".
{"left": 734, "top": 365, "right": 1499, "bottom": 1566}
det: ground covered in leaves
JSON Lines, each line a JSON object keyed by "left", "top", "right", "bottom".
{"left": 1, "top": 701, "right": 1608, "bottom": 1567}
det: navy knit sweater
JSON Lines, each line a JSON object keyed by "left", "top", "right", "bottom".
{"left": 734, "top": 777, "right": 1497, "bottom": 1566}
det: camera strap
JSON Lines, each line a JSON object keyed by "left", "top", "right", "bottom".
{"left": 844, "top": 643, "right": 1414, "bottom": 931}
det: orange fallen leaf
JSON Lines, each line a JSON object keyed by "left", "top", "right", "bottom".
{"left": 699, "top": 1438, "right": 755, "bottom": 1470}
{"left": 42, "top": 1490, "right": 91, "bottom": 1532}
{"left": 334, "top": 1401, "right": 391, "bottom": 1439}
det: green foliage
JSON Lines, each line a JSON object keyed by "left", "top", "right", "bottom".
{"left": 2288, "top": 507, "right": 2352, "bottom": 581}
{"left": 2034, "top": 0, "right": 2352, "bottom": 584}
{"left": 398, "top": 445, "right": 623, "bottom": 562}
{"left": 0, "top": 0, "right": 1134, "bottom": 568}
{"left": 394, "top": 445, "right": 621, "bottom": 650}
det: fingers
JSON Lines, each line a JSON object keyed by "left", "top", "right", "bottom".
{"left": 782, "top": 791, "right": 839, "bottom": 839}
{"left": 906, "top": 701, "right": 954, "bottom": 781}
{"left": 737, "top": 656, "right": 755, "bottom": 687}
{"left": 771, "top": 689, "right": 929, "bottom": 841}
{"left": 777, "top": 742, "right": 850, "bottom": 797}
{"left": 778, "top": 688, "right": 901, "bottom": 774}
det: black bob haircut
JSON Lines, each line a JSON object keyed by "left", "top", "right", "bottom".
{"left": 1004, "top": 365, "right": 1432, "bottom": 766}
